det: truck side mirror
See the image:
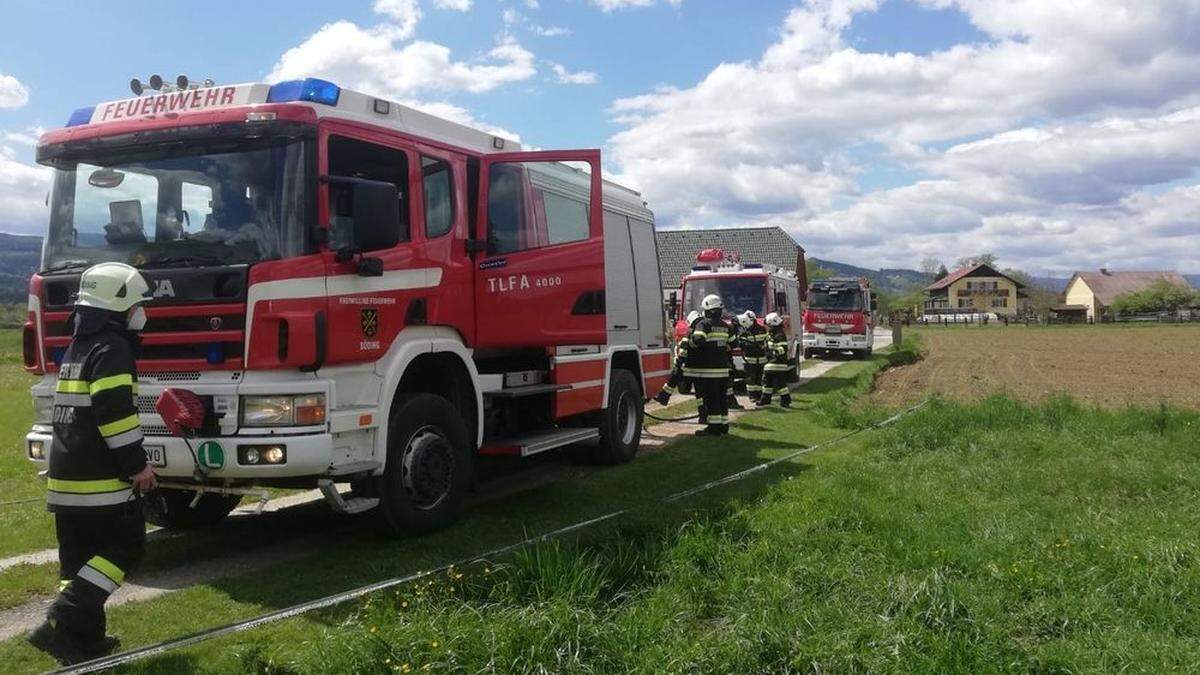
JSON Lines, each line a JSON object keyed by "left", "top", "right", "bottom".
{"left": 349, "top": 179, "right": 400, "bottom": 252}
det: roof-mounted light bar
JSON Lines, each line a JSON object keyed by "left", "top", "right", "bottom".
{"left": 267, "top": 78, "right": 341, "bottom": 106}
{"left": 65, "top": 106, "right": 95, "bottom": 127}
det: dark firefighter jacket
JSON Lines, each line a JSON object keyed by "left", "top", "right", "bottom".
{"left": 48, "top": 307, "right": 147, "bottom": 513}
{"left": 764, "top": 327, "right": 791, "bottom": 372}
{"left": 683, "top": 316, "right": 731, "bottom": 379}
{"left": 738, "top": 323, "right": 768, "bottom": 364}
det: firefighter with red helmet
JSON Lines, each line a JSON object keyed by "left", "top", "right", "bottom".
{"left": 684, "top": 294, "right": 731, "bottom": 435}
{"left": 736, "top": 311, "right": 768, "bottom": 402}
{"left": 28, "top": 263, "right": 157, "bottom": 665}
{"left": 757, "top": 312, "right": 793, "bottom": 408}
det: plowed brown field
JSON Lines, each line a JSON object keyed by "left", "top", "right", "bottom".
{"left": 871, "top": 325, "right": 1200, "bottom": 409}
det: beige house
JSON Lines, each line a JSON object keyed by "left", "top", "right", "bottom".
{"left": 1058, "top": 269, "right": 1192, "bottom": 321}
{"left": 923, "top": 263, "right": 1026, "bottom": 316}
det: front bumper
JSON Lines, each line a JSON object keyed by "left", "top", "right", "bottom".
{"left": 803, "top": 333, "right": 870, "bottom": 350}
{"left": 26, "top": 370, "right": 352, "bottom": 479}
{"left": 25, "top": 426, "right": 335, "bottom": 479}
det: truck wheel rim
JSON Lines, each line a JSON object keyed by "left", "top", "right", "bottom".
{"left": 401, "top": 427, "right": 454, "bottom": 511}
{"left": 616, "top": 391, "right": 638, "bottom": 446}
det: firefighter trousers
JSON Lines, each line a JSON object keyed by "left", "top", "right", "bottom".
{"left": 49, "top": 503, "right": 146, "bottom": 644}
{"left": 758, "top": 369, "right": 792, "bottom": 406}
{"left": 744, "top": 362, "right": 764, "bottom": 399}
{"left": 693, "top": 376, "right": 729, "bottom": 432}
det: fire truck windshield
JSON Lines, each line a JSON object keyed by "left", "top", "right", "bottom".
{"left": 39, "top": 133, "right": 312, "bottom": 274}
{"left": 683, "top": 277, "right": 765, "bottom": 316}
{"left": 808, "top": 288, "right": 863, "bottom": 311}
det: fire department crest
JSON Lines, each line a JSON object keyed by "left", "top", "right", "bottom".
{"left": 360, "top": 309, "right": 379, "bottom": 337}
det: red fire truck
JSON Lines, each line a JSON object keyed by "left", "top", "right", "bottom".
{"left": 801, "top": 276, "right": 875, "bottom": 359}
{"left": 23, "top": 78, "right": 670, "bottom": 535}
{"left": 673, "top": 249, "right": 804, "bottom": 384}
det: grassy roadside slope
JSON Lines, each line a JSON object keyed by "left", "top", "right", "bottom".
{"left": 132, "top": 366, "right": 1200, "bottom": 670}
{"left": 0, "top": 330, "right": 52, "bottom": 560}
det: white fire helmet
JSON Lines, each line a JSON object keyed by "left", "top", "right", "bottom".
{"left": 737, "top": 311, "right": 756, "bottom": 329}
{"left": 76, "top": 262, "right": 151, "bottom": 314}
{"left": 686, "top": 310, "right": 702, "bottom": 325}
{"left": 700, "top": 294, "right": 724, "bottom": 312}
{"left": 765, "top": 312, "right": 784, "bottom": 327}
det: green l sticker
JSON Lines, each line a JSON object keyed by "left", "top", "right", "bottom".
{"left": 197, "top": 441, "right": 225, "bottom": 470}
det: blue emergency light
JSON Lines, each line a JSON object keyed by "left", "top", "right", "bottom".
{"left": 65, "top": 106, "right": 95, "bottom": 127}
{"left": 267, "top": 78, "right": 341, "bottom": 106}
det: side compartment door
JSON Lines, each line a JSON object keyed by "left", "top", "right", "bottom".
{"left": 474, "top": 150, "right": 605, "bottom": 348}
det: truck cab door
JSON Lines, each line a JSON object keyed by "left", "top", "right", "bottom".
{"left": 473, "top": 150, "right": 605, "bottom": 348}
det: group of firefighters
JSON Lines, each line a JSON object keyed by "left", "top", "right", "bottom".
{"left": 654, "top": 293, "right": 793, "bottom": 436}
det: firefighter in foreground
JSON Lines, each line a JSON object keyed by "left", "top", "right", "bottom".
{"left": 654, "top": 310, "right": 702, "bottom": 406}
{"left": 29, "top": 262, "right": 156, "bottom": 665}
{"left": 757, "top": 312, "right": 793, "bottom": 408}
{"left": 684, "top": 294, "right": 732, "bottom": 435}
{"left": 736, "top": 311, "right": 768, "bottom": 402}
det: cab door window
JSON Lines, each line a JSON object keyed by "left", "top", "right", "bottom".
{"left": 327, "top": 135, "right": 410, "bottom": 250}
{"left": 422, "top": 155, "right": 454, "bottom": 238}
{"left": 486, "top": 161, "right": 590, "bottom": 256}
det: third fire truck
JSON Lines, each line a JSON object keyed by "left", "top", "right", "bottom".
{"left": 801, "top": 276, "right": 875, "bottom": 359}
{"left": 24, "top": 77, "right": 670, "bottom": 535}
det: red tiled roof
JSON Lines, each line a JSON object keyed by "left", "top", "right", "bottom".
{"left": 924, "top": 263, "right": 1023, "bottom": 291}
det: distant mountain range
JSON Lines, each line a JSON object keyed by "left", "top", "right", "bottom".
{"left": 0, "top": 234, "right": 1194, "bottom": 304}
{"left": 808, "top": 257, "right": 932, "bottom": 294}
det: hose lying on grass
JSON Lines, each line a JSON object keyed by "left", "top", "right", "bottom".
{"left": 56, "top": 398, "right": 929, "bottom": 675}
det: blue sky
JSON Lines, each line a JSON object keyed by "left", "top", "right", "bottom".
{"left": 1, "top": 0, "right": 1198, "bottom": 275}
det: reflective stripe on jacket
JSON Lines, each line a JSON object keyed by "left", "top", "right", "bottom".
{"left": 684, "top": 317, "right": 731, "bottom": 378}
{"left": 48, "top": 308, "right": 148, "bottom": 513}
{"left": 738, "top": 324, "right": 769, "bottom": 364}
{"left": 763, "top": 328, "right": 792, "bottom": 372}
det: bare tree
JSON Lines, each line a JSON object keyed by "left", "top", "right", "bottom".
{"left": 919, "top": 257, "right": 943, "bottom": 276}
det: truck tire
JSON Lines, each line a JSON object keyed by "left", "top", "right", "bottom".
{"left": 142, "top": 489, "right": 242, "bottom": 530}
{"left": 802, "top": 348, "right": 813, "bottom": 360}
{"left": 590, "top": 369, "right": 643, "bottom": 465}
{"left": 375, "top": 393, "right": 473, "bottom": 537}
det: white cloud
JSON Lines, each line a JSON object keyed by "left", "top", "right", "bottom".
{"left": 0, "top": 140, "right": 51, "bottom": 235}
{"left": 398, "top": 99, "right": 520, "bottom": 141}
{"left": 608, "top": 0, "right": 1200, "bottom": 273}
{"left": 591, "top": 0, "right": 683, "bottom": 11}
{"left": 524, "top": 0, "right": 539, "bottom": 7}
{"left": 530, "top": 23, "right": 571, "bottom": 37}
{"left": 3, "top": 126, "right": 46, "bottom": 147}
{"left": 550, "top": 63, "right": 598, "bottom": 85}
{"left": 372, "top": 0, "right": 421, "bottom": 39}
{"left": 268, "top": 22, "right": 536, "bottom": 97}
{"left": 432, "top": 0, "right": 472, "bottom": 10}
{"left": 0, "top": 73, "right": 30, "bottom": 109}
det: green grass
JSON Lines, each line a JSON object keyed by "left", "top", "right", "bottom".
{"left": 0, "top": 330, "right": 52, "bottom": 560}
{"left": 108, "top": 339, "right": 1200, "bottom": 673}
{"left": 164, "top": 391, "right": 1200, "bottom": 674}
{"left": 0, "top": 342, "right": 912, "bottom": 673}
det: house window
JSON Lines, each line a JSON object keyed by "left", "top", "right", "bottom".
{"left": 991, "top": 297, "right": 1007, "bottom": 308}
{"left": 958, "top": 298, "right": 973, "bottom": 308}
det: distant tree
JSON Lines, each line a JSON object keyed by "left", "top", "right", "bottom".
{"left": 806, "top": 260, "right": 833, "bottom": 281}
{"left": 1003, "top": 267, "right": 1057, "bottom": 316}
{"left": 954, "top": 252, "right": 998, "bottom": 269}
{"left": 919, "top": 257, "right": 943, "bottom": 276}
{"left": 1111, "top": 280, "right": 1199, "bottom": 315}
{"left": 934, "top": 265, "right": 949, "bottom": 281}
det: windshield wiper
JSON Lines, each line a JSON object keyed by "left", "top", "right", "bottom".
{"left": 41, "top": 260, "right": 92, "bottom": 274}
{"left": 138, "top": 255, "right": 228, "bottom": 269}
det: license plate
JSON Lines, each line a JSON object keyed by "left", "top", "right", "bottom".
{"left": 144, "top": 445, "right": 167, "bottom": 468}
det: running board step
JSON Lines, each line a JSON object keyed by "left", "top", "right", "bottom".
{"left": 479, "top": 427, "right": 599, "bottom": 457}
{"left": 484, "top": 383, "right": 571, "bottom": 398}
{"left": 318, "top": 479, "right": 380, "bottom": 515}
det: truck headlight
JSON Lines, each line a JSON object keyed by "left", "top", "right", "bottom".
{"left": 28, "top": 440, "right": 45, "bottom": 460}
{"left": 240, "top": 394, "right": 326, "bottom": 427}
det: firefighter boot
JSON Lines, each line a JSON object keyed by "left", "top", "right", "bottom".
{"left": 781, "top": 393, "right": 792, "bottom": 408}
{"left": 694, "top": 426, "right": 724, "bottom": 436}
{"left": 28, "top": 620, "right": 116, "bottom": 666}
{"left": 654, "top": 388, "right": 672, "bottom": 406}
{"left": 756, "top": 394, "right": 772, "bottom": 407}
{"left": 727, "top": 393, "right": 744, "bottom": 410}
